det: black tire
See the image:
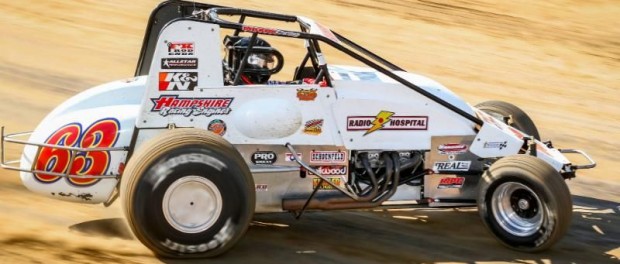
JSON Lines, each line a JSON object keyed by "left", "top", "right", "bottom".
{"left": 478, "top": 155, "right": 572, "bottom": 252}
{"left": 475, "top": 100, "right": 540, "bottom": 140}
{"left": 121, "top": 129, "right": 255, "bottom": 258}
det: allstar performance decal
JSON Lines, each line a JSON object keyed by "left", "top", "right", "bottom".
{"left": 161, "top": 58, "right": 198, "bottom": 70}
{"left": 150, "top": 95, "right": 233, "bottom": 117}
{"left": 347, "top": 110, "right": 428, "bottom": 136}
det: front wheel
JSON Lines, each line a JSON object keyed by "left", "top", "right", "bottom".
{"left": 478, "top": 155, "right": 572, "bottom": 252}
{"left": 121, "top": 129, "right": 255, "bottom": 258}
{"left": 475, "top": 100, "right": 540, "bottom": 140}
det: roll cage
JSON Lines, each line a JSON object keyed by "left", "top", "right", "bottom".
{"left": 135, "top": 0, "right": 483, "bottom": 126}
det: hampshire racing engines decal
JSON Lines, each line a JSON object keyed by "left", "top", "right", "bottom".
{"left": 150, "top": 95, "right": 233, "bottom": 117}
{"left": 33, "top": 118, "right": 120, "bottom": 186}
{"left": 347, "top": 110, "right": 428, "bottom": 136}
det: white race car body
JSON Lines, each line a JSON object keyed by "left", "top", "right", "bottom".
{"left": 8, "top": 19, "right": 569, "bottom": 207}
{"left": 1, "top": 1, "right": 598, "bottom": 256}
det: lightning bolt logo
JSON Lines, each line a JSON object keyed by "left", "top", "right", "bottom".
{"left": 364, "top": 110, "right": 394, "bottom": 135}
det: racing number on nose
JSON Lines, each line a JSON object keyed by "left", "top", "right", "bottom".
{"left": 33, "top": 118, "right": 120, "bottom": 186}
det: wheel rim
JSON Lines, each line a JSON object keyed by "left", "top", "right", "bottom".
{"left": 491, "top": 182, "right": 543, "bottom": 237}
{"left": 162, "top": 176, "right": 223, "bottom": 234}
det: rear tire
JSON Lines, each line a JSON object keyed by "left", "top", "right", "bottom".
{"left": 121, "top": 129, "right": 254, "bottom": 258}
{"left": 475, "top": 100, "right": 540, "bottom": 140}
{"left": 478, "top": 155, "right": 572, "bottom": 252}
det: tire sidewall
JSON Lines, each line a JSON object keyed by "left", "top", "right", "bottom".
{"left": 480, "top": 175, "right": 557, "bottom": 250}
{"left": 131, "top": 145, "right": 252, "bottom": 257}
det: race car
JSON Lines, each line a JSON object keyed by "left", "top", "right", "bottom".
{"left": 0, "top": 0, "right": 596, "bottom": 258}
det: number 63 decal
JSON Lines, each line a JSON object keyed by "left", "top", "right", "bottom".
{"left": 33, "top": 118, "right": 120, "bottom": 186}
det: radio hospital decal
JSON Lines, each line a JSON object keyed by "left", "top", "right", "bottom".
{"left": 347, "top": 110, "right": 428, "bottom": 136}
{"left": 151, "top": 95, "right": 233, "bottom": 117}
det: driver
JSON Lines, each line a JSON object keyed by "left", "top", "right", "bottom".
{"left": 223, "top": 36, "right": 283, "bottom": 85}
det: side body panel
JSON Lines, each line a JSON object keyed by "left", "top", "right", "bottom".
{"left": 19, "top": 78, "right": 145, "bottom": 203}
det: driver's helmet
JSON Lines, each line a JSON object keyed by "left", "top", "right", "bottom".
{"left": 224, "top": 36, "right": 283, "bottom": 84}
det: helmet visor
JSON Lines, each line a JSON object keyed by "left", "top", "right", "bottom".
{"left": 247, "top": 53, "right": 275, "bottom": 69}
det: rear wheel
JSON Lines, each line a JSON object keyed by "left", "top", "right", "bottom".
{"left": 121, "top": 129, "right": 254, "bottom": 258}
{"left": 478, "top": 155, "right": 572, "bottom": 252}
{"left": 475, "top": 100, "right": 540, "bottom": 140}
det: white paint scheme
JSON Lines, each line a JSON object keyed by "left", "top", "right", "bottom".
{"left": 469, "top": 123, "right": 523, "bottom": 158}
{"left": 9, "top": 18, "right": 578, "bottom": 207}
{"left": 233, "top": 98, "right": 302, "bottom": 139}
{"left": 19, "top": 78, "right": 145, "bottom": 203}
{"left": 472, "top": 110, "right": 570, "bottom": 171}
{"left": 137, "top": 21, "right": 223, "bottom": 129}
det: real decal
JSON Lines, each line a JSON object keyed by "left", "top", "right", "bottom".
{"left": 310, "top": 150, "right": 347, "bottom": 164}
{"left": 150, "top": 95, "right": 233, "bottom": 117}
{"left": 251, "top": 151, "right": 277, "bottom": 165}
{"left": 347, "top": 110, "right": 428, "bottom": 136}
{"left": 167, "top": 42, "right": 194, "bottom": 56}
{"left": 438, "top": 143, "right": 468, "bottom": 155}
{"left": 312, "top": 177, "right": 342, "bottom": 190}
{"left": 433, "top": 161, "right": 471, "bottom": 172}
{"left": 303, "top": 119, "right": 323, "bottom": 135}
{"left": 207, "top": 119, "right": 227, "bottom": 136}
{"left": 437, "top": 177, "right": 465, "bottom": 189}
{"left": 159, "top": 72, "right": 198, "bottom": 91}
{"left": 161, "top": 58, "right": 198, "bottom": 70}
{"left": 296, "top": 88, "right": 318, "bottom": 101}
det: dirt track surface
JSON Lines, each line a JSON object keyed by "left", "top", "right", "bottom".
{"left": 0, "top": 0, "right": 618, "bottom": 263}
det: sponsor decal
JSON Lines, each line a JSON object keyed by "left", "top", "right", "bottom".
{"left": 151, "top": 95, "right": 233, "bottom": 117}
{"left": 433, "top": 161, "right": 471, "bottom": 172}
{"left": 438, "top": 143, "right": 468, "bottom": 155}
{"left": 483, "top": 141, "right": 508, "bottom": 150}
{"left": 161, "top": 58, "right": 198, "bottom": 69}
{"left": 285, "top": 153, "right": 302, "bottom": 162}
{"left": 437, "top": 177, "right": 466, "bottom": 189}
{"left": 308, "top": 165, "right": 348, "bottom": 176}
{"left": 303, "top": 119, "right": 323, "bottom": 135}
{"left": 33, "top": 118, "right": 120, "bottom": 186}
{"left": 241, "top": 25, "right": 300, "bottom": 37}
{"left": 255, "top": 184, "right": 268, "bottom": 192}
{"left": 251, "top": 151, "right": 277, "bottom": 165}
{"left": 207, "top": 119, "right": 227, "bottom": 136}
{"left": 347, "top": 110, "right": 428, "bottom": 136}
{"left": 312, "top": 177, "right": 342, "bottom": 190}
{"left": 167, "top": 42, "right": 194, "bottom": 56}
{"left": 296, "top": 88, "right": 318, "bottom": 101}
{"left": 159, "top": 72, "right": 198, "bottom": 91}
{"left": 310, "top": 150, "right": 347, "bottom": 164}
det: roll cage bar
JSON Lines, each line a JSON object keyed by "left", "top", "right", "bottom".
{"left": 135, "top": 0, "right": 483, "bottom": 126}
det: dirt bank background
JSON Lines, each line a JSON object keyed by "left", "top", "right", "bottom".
{"left": 0, "top": 0, "right": 618, "bottom": 263}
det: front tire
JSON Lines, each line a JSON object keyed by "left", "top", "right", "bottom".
{"left": 475, "top": 100, "right": 540, "bottom": 140}
{"left": 478, "top": 155, "right": 572, "bottom": 252}
{"left": 121, "top": 129, "right": 255, "bottom": 258}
